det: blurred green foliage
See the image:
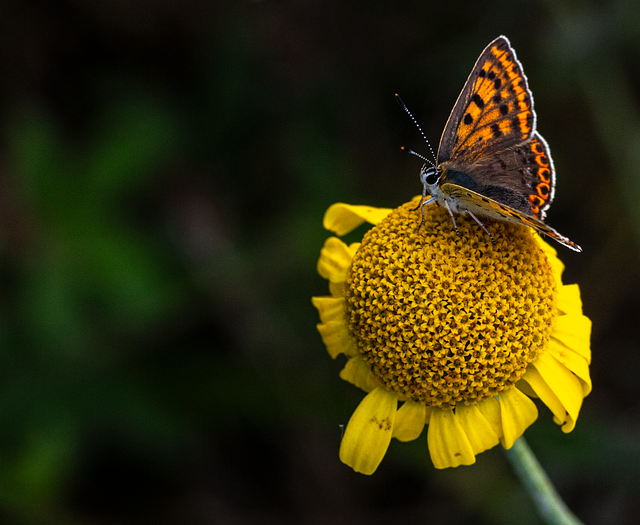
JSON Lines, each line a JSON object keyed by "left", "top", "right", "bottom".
{"left": 0, "top": 1, "right": 638, "bottom": 524}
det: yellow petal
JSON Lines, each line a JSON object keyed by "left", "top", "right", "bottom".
{"left": 427, "top": 407, "right": 476, "bottom": 469}
{"left": 515, "top": 379, "right": 537, "bottom": 398}
{"left": 339, "top": 387, "right": 397, "bottom": 475}
{"left": 498, "top": 387, "right": 538, "bottom": 449}
{"left": 311, "top": 296, "right": 344, "bottom": 325}
{"left": 530, "top": 352, "right": 584, "bottom": 432}
{"left": 424, "top": 406, "right": 432, "bottom": 425}
{"left": 559, "top": 413, "right": 577, "bottom": 433}
{"left": 552, "top": 314, "right": 592, "bottom": 364}
{"left": 477, "top": 396, "right": 503, "bottom": 438}
{"left": 324, "top": 203, "right": 392, "bottom": 236}
{"left": 546, "top": 338, "right": 592, "bottom": 396}
{"left": 557, "top": 284, "right": 583, "bottom": 316}
{"left": 392, "top": 401, "right": 427, "bottom": 442}
{"left": 456, "top": 403, "right": 500, "bottom": 455}
{"left": 316, "top": 321, "right": 357, "bottom": 358}
{"left": 534, "top": 234, "right": 564, "bottom": 284}
{"left": 317, "top": 237, "right": 356, "bottom": 283}
{"left": 329, "top": 281, "right": 346, "bottom": 298}
{"left": 521, "top": 365, "right": 566, "bottom": 427}
{"left": 340, "top": 355, "right": 381, "bottom": 391}
{"left": 347, "top": 242, "right": 360, "bottom": 256}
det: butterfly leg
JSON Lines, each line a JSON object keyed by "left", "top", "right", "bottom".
{"left": 411, "top": 178, "right": 433, "bottom": 211}
{"left": 465, "top": 211, "right": 496, "bottom": 246}
{"left": 411, "top": 195, "right": 425, "bottom": 212}
{"left": 418, "top": 196, "right": 437, "bottom": 227}
{"left": 442, "top": 200, "right": 461, "bottom": 237}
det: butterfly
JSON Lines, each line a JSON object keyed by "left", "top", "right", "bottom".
{"left": 398, "top": 35, "right": 581, "bottom": 252}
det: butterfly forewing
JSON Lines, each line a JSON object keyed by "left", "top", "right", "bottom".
{"left": 438, "top": 36, "right": 535, "bottom": 165}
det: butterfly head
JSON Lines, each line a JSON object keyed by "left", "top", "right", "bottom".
{"left": 420, "top": 164, "right": 441, "bottom": 196}
{"left": 420, "top": 163, "right": 439, "bottom": 186}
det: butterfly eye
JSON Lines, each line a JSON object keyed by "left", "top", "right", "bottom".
{"left": 420, "top": 165, "right": 439, "bottom": 187}
{"left": 426, "top": 172, "right": 439, "bottom": 185}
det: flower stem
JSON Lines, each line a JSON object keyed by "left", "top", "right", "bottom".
{"left": 503, "top": 437, "right": 584, "bottom": 525}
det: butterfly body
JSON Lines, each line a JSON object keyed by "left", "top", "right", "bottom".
{"left": 408, "top": 36, "right": 581, "bottom": 252}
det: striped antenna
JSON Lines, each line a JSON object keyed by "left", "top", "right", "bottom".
{"left": 395, "top": 94, "right": 437, "bottom": 167}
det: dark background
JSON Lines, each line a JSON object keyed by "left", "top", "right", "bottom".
{"left": 0, "top": 1, "right": 637, "bottom": 524}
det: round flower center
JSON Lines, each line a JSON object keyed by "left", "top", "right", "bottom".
{"left": 344, "top": 201, "right": 557, "bottom": 408}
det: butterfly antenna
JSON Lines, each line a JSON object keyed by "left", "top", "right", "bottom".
{"left": 395, "top": 93, "right": 437, "bottom": 167}
{"left": 400, "top": 146, "right": 430, "bottom": 162}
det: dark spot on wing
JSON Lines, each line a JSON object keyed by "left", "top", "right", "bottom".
{"left": 471, "top": 94, "right": 485, "bottom": 109}
{"left": 512, "top": 118, "right": 521, "bottom": 133}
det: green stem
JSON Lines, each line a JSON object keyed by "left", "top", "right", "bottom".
{"left": 503, "top": 437, "right": 584, "bottom": 525}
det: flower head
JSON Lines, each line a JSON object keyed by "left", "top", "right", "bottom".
{"left": 313, "top": 200, "right": 591, "bottom": 473}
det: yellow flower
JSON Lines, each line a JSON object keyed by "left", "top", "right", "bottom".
{"left": 312, "top": 200, "right": 591, "bottom": 473}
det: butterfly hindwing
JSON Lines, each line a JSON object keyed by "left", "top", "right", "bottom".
{"left": 438, "top": 36, "right": 535, "bottom": 165}
{"left": 443, "top": 131, "right": 556, "bottom": 220}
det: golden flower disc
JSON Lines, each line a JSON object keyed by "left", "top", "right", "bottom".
{"left": 344, "top": 201, "right": 557, "bottom": 408}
